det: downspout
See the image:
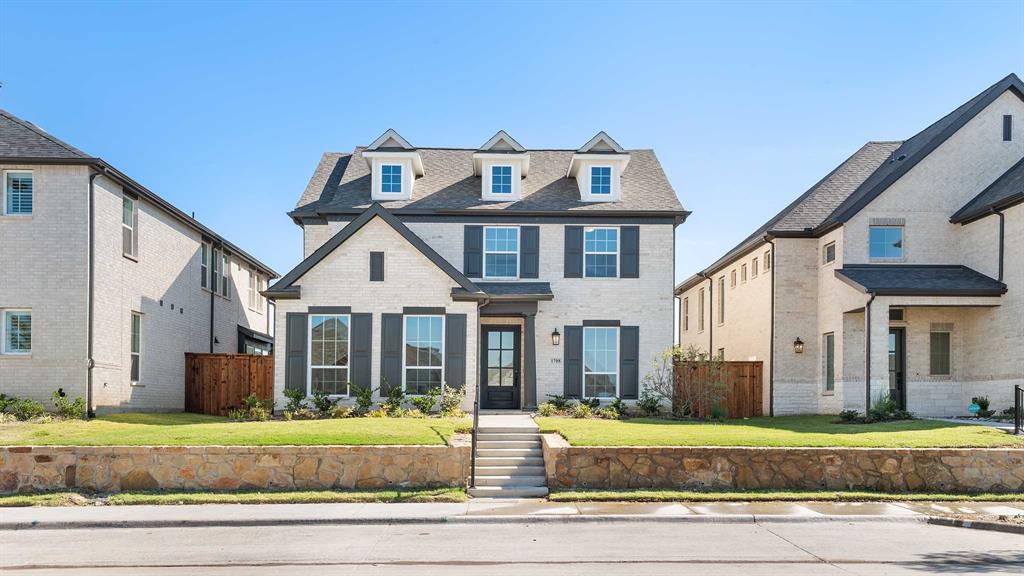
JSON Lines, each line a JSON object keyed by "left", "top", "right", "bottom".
{"left": 86, "top": 172, "right": 99, "bottom": 418}
{"left": 992, "top": 208, "right": 1005, "bottom": 282}
{"left": 469, "top": 296, "right": 490, "bottom": 490}
{"left": 764, "top": 235, "right": 776, "bottom": 417}
{"left": 864, "top": 292, "right": 877, "bottom": 412}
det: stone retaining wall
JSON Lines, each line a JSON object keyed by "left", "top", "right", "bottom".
{"left": 541, "top": 435, "right": 1024, "bottom": 493}
{"left": 0, "top": 436, "right": 471, "bottom": 494}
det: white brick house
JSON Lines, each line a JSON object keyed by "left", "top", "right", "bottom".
{"left": 266, "top": 130, "right": 687, "bottom": 410}
{"left": 677, "top": 74, "right": 1024, "bottom": 417}
{"left": 0, "top": 110, "right": 277, "bottom": 414}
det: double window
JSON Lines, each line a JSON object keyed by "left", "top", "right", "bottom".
{"left": 869, "top": 226, "right": 903, "bottom": 259}
{"left": 310, "top": 314, "right": 350, "bottom": 396}
{"left": 491, "top": 165, "right": 512, "bottom": 194}
{"left": 3, "top": 310, "right": 31, "bottom": 355}
{"left": 823, "top": 332, "right": 835, "bottom": 392}
{"left": 122, "top": 196, "right": 138, "bottom": 258}
{"left": 130, "top": 312, "right": 141, "bottom": 384}
{"left": 929, "top": 330, "right": 951, "bottom": 376}
{"left": 484, "top": 226, "right": 519, "bottom": 279}
{"left": 381, "top": 164, "right": 402, "bottom": 193}
{"left": 590, "top": 166, "right": 612, "bottom": 195}
{"left": 4, "top": 171, "right": 32, "bottom": 215}
{"left": 404, "top": 315, "right": 444, "bottom": 395}
{"left": 584, "top": 227, "right": 618, "bottom": 277}
{"left": 583, "top": 326, "right": 618, "bottom": 398}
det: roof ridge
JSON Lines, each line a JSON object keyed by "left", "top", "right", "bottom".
{"left": 0, "top": 108, "right": 92, "bottom": 158}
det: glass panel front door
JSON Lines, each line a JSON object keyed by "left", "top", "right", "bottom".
{"left": 888, "top": 328, "right": 906, "bottom": 409}
{"left": 482, "top": 326, "right": 520, "bottom": 409}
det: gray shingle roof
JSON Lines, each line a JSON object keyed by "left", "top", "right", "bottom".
{"left": 950, "top": 157, "right": 1024, "bottom": 224}
{"left": 834, "top": 265, "right": 1006, "bottom": 296}
{"left": 0, "top": 109, "right": 92, "bottom": 159}
{"left": 293, "top": 147, "right": 684, "bottom": 216}
{"left": 453, "top": 282, "right": 554, "bottom": 301}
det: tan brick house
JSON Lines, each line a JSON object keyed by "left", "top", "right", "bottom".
{"left": 0, "top": 110, "right": 277, "bottom": 413}
{"left": 676, "top": 74, "right": 1023, "bottom": 417}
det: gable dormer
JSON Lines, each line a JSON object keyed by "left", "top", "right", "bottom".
{"left": 363, "top": 129, "right": 424, "bottom": 201}
{"left": 473, "top": 130, "right": 530, "bottom": 201}
{"left": 567, "top": 131, "right": 631, "bottom": 202}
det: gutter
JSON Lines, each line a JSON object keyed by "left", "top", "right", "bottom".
{"left": 86, "top": 172, "right": 99, "bottom": 418}
{"left": 864, "top": 292, "right": 877, "bottom": 412}
{"left": 764, "top": 235, "right": 776, "bottom": 417}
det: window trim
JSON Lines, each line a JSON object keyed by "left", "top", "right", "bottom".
{"left": 483, "top": 226, "right": 520, "bottom": 280}
{"left": 582, "top": 325, "right": 619, "bottom": 400}
{"left": 2, "top": 309, "right": 32, "bottom": 355}
{"left": 307, "top": 313, "right": 352, "bottom": 398}
{"left": 130, "top": 311, "right": 142, "bottom": 385}
{"left": 583, "top": 226, "right": 620, "bottom": 278}
{"left": 490, "top": 164, "right": 513, "bottom": 194}
{"left": 589, "top": 165, "right": 613, "bottom": 195}
{"left": 380, "top": 163, "right": 403, "bottom": 194}
{"left": 740, "top": 264, "right": 747, "bottom": 283}
{"left": 752, "top": 257, "right": 759, "bottom": 278}
{"left": 730, "top": 269, "right": 737, "bottom": 288}
{"left": 929, "top": 330, "right": 952, "bottom": 376}
{"left": 823, "top": 332, "right": 835, "bottom": 394}
{"left": 764, "top": 250, "right": 772, "bottom": 270}
{"left": 823, "top": 241, "right": 836, "bottom": 265}
{"left": 402, "top": 314, "right": 446, "bottom": 396}
{"left": 3, "top": 170, "right": 33, "bottom": 216}
{"left": 868, "top": 225, "right": 905, "bottom": 261}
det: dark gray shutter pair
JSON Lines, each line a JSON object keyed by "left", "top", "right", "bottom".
{"left": 563, "top": 226, "right": 640, "bottom": 278}
{"left": 464, "top": 225, "right": 539, "bottom": 278}
{"left": 285, "top": 312, "right": 372, "bottom": 395}
{"left": 562, "top": 324, "right": 640, "bottom": 400}
{"left": 380, "top": 312, "right": 468, "bottom": 394}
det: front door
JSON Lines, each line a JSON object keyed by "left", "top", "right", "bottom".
{"left": 888, "top": 328, "right": 906, "bottom": 409}
{"left": 481, "top": 326, "right": 520, "bottom": 410}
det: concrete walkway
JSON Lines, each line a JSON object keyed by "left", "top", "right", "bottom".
{"left": 930, "top": 417, "right": 1018, "bottom": 433}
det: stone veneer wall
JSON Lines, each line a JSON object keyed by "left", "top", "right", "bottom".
{"left": 541, "top": 435, "right": 1024, "bottom": 493}
{"left": 0, "top": 437, "right": 471, "bottom": 494}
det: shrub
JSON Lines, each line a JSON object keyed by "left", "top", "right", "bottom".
{"left": 868, "top": 394, "right": 899, "bottom": 422}
{"left": 972, "top": 396, "right": 990, "bottom": 412}
{"left": 309, "top": 390, "right": 337, "bottom": 418}
{"left": 582, "top": 397, "right": 601, "bottom": 409}
{"left": 838, "top": 409, "right": 859, "bottom": 422}
{"left": 410, "top": 387, "right": 440, "bottom": 414}
{"left": 382, "top": 383, "right": 406, "bottom": 415}
{"left": 11, "top": 398, "right": 46, "bottom": 421}
{"left": 609, "top": 396, "right": 624, "bottom": 414}
{"left": 352, "top": 385, "right": 375, "bottom": 415}
{"left": 406, "top": 408, "right": 426, "bottom": 418}
{"left": 367, "top": 408, "right": 389, "bottom": 418}
{"left": 597, "top": 407, "right": 620, "bottom": 420}
{"left": 242, "top": 394, "right": 272, "bottom": 421}
{"left": 440, "top": 387, "right": 465, "bottom": 417}
{"left": 637, "top": 389, "right": 661, "bottom": 417}
{"left": 283, "top": 388, "right": 306, "bottom": 412}
{"left": 571, "top": 403, "right": 593, "bottom": 418}
{"left": 709, "top": 403, "right": 729, "bottom": 421}
{"left": 227, "top": 408, "right": 249, "bottom": 421}
{"left": 536, "top": 402, "right": 559, "bottom": 417}
{"left": 290, "top": 408, "right": 318, "bottom": 420}
{"left": 546, "top": 395, "right": 571, "bottom": 411}
{"left": 282, "top": 410, "right": 294, "bottom": 421}
{"left": 330, "top": 405, "right": 354, "bottom": 419}
{"left": 0, "top": 393, "right": 17, "bottom": 413}
{"left": 51, "top": 389, "right": 87, "bottom": 420}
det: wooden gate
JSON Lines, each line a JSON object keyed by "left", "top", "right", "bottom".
{"left": 185, "top": 353, "right": 274, "bottom": 416}
{"left": 674, "top": 360, "right": 763, "bottom": 418}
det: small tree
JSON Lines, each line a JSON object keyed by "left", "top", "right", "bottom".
{"left": 674, "top": 346, "right": 727, "bottom": 418}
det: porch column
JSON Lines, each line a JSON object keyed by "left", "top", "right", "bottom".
{"left": 523, "top": 313, "right": 537, "bottom": 410}
{"left": 866, "top": 297, "right": 890, "bottom": 409}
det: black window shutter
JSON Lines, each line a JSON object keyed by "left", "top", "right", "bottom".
{"left": 444, "top": 314, "right": 467, "bottom": 389}
{"left": 520, "top": 226, "right": 539, "bottom": 279}
{"left": 1004, "top": 115, "right": 1013, "bottom": 142}
{"left": 464, "top": 226, "right": 483, "bottom": 277}
{"left": 621, "top": 226, "right": 640, "bottom": 278}
{"left": 284, "top": 313, "right": 308, "bottom": 394}
{"left": 619, "top": 326, "right": 640, "bottom": 399}
{"left": 369, "top": 252, "right": 384, "bottom": 282}
{"left": 564, "top": 226, "right": 583, "bottom": 278}
{"left": 350, "top": 313, "right": 373, "bottom": 390}
{"left": 380, "top": 313, "right": 403, "bottom": 394}
{"left": 564, "top": 326, "right": 582, "bottom": 398}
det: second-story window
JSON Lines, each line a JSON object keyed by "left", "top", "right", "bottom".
{"left": 823, "top": 241, "right": 836, "bottom": 264}
{"left": 484, "top": 226, "right": 519, "bottom": 279}
{"left": 717, "top": 276, "right": 726, "bottom": 324}
{"left": 248, "top": 266, "right": 258, "bottom": 310}
{"left": 590, "top": 166, "right": 612, "bottom": 195}
{"left": 257, "top": 276, "right": 266, "bottom": 312}
{"left": 381, "top": 164, "right": 402, "bottom": 193}
{"left": 491, "top": 165, "right": 512, "bottom": 194}
{"left": 200, "top": 243, "right": 210, "bottom": 289}
{"left": 210, "top": 248, "right": 221, "bottom": 294}
{"left": 682, "top": 297, "right": 689, "bottom": 332}
{"left": 752, "top": 257, "right": 759, "bottom": 278}
{"left": 697, "top": 288, "right": 705, "bottom": 331}
{"left": 869, "top": 226, "right": 903, "bottom": 259}
{"left": 122, "top": 196, "right": 138, "bottom": 258}
{"left": 584, "top": 227, "right": 618, "bottom": 278}
{"left": 4, "top": 171, "right": 32, "bottom": 215}
{"left": 220, "top": 253, "right": 230, "bottom": 298}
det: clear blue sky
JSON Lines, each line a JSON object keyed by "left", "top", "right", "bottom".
{"left": 2, "top": 1, "right": 1021, "bottom": 279}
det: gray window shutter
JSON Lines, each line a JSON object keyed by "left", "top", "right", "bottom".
{"left": 520, "top": 226, "right": 539, "bottom": 279}
{"left": 370, "top": 252, "right": 384, "bottom": 282}
{"left": 464, "top": 226, "right": 483, "bottom": 277}
{"left": 564, "top": 226, "right": 583, "bottom": 278}
{"left": 350, "top": 313, "right": 372, "bottom": 390}
{"left": 564, "top": 325, "right": 582, "bottom": 398}
{"left": 380, "top": 313, "right": 403, "bottom": 394}
{"left": 444, "top": 314, "right": 466, "bottom": 389}
{"left": 621, "top": 226, "right": 639, "bottom": 278}
{"left": 285, "top": 313, "right": 308, "bottom": 394}
{"left": 619, "top": 326, "right": 639, "bottom": 399}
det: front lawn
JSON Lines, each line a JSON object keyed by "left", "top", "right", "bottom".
{"left": 0, "top": 413, "right": 471, "bottom": 446}
{"left": 535, "top": 415, "right": 1024, "bottom": 448}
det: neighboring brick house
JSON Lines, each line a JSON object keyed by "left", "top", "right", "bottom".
{"left": 0, "top": 110, "right": 277, "bottom": 414}
{"left": 676, "top": 74, "right": 1024, "bottom": 417}
{"left": 265, "top": 130, "right": 687, "bottom": 410}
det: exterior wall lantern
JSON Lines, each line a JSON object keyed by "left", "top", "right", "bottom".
{"left": 793, "top": 337, "right": 804, "bottom": 354}
{"left": 551, "top": 328, "right": 561, "bottom": 346}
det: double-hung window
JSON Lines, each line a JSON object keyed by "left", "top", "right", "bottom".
{"left": 682, "top": 297, "right": 689, "bottom": 332}
{"left": 4, "top": 171, "right": 32, "bottom": 215}
{"left": 484, "top": 226, "right": 519, "bottom": 278}
{"left": 823, "top": 333, "right": 835, "bottom": 392}
{"left": 583, "top": 326, "right": 618, "bottom": 398}
{"left": 697, "top": 288, "right": 705, "bottom": 331}
{"left": 869, "top": 226, "right": 903, "bottom": 259}
{"left": 404, "top": 315, "right": 444, "bottom": 395}
{"left": 220, "top": 254, "right": 230, "bottom": 298}
{"left": 248, "top": 266, "right": 258, "bottom": 310}
{"left": 717, "top": 276, "right": 726, "bottom": 324}
{"left": 590, "top": 166, "right": 612, "bottom": 195}
{"left": 764, "top": 250, "right": 772, "bottom": 270}
{"left": 210, "top": 248, "right": 221, "bottom": 294}
{"left": 381, "top": 164, "right": 402, "bottom": 193}
{"left": 130, "top": 312, "right": 141, "bottom": 384}
{"left": 929, "top": 330, "right": 951, "bottom": 376}
{"left": 200, "top": 243, "right": 210, "bottom": 289}
{"left": 310, "top": 314, "right": 350, "bottom": 396}
{"left": 3, "top": 310, "right": 32, "bottom": 354}
{"left": 491, "top": 165, "right": 512, "bottom": 194}
{"left": 752, "top": 257, "right": 759, "bottom": 278}
{"left": 257, "top": 277, "right": 266, "bottom": 312}
{"left": 741, "top": 264, "right": 747, "bottom": 283}
{"left": 584, "top": 227, "right": 618, "bottom": 278}
{"left": 122, "top": 196, "right": 138, "bottom": 258}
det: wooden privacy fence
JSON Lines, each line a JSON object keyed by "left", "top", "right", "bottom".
{"left": 674, "top": 360, "right": 763, "bottom": 418}
{"left": 185, "top": 353, "right": 274, "bottom": 416}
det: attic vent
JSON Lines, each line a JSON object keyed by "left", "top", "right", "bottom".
{"left": 889, "top": 151, "right": 906, "bottom": 162}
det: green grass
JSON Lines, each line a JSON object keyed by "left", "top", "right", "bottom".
{"left": 0, "top": 413, "right": 471, "bottom": 446}
{"left": 550, "top": 488, "right": 1024, "bottom": 503}
{"left": 0, "top": 488, "right": 466, "bottom": 507}
{"left": 536, "top": 415, "right": 1024, "bottom": 448}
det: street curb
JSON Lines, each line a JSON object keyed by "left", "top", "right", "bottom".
{"left": 926, "top": 516, "right": 1024, "bottom": 535}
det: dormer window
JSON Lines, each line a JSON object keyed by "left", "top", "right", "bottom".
{"left": 363, "top": 129, "right": 423, "bottom": 201}
{"left": 474, "top": 131, "right": 529, "bottom": 201}
{"left": 591, "top": 166, "right": 612, "bottom": 195}
{"left": 491, "top": 165, "right": 513, "bottom": 194}
{"left": 568, "top": 132, "right": 630, "bottom": 203}
{"left": 381, "top": 164, "right": 403, "bottom": 194}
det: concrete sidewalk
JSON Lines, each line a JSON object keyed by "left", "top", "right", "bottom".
{"left": 3, "top": 499, "right": 1022, "bottom": 531}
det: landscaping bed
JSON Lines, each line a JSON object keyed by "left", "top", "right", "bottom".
{"left": 549, "top": 488, "right": 1024, "bottom": 503}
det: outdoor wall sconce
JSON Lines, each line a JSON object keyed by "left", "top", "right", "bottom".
{"left": 793, "top": 337, "right": 804, "bottom": 354}
{"left": 551, "top": 329, "right": 561, "bottom": 346}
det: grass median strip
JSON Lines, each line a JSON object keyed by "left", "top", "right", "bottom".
{"left": 0, "top": 488, "right": 467, "bottom": 507}
{"left": 550, "top": 488, "right": 1024, "bottom": 503}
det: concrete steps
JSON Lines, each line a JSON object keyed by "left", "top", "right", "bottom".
{"left": 469, "top": 420, "right": 548, "bottom": 498}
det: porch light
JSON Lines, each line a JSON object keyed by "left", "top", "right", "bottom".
{"left": 793, "top": 337, "right": 804, "bottom": 354}
{"left": 551, "top": 329, "right": 561, "bottom": 346}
